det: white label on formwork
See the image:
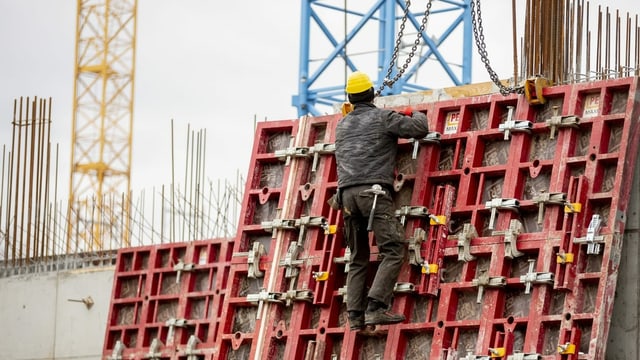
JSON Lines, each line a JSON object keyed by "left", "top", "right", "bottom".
{"left": 583, "top": 93, "right": 600, "bottom": 118}
{"left": 444, "top": 111, "right": 461, "bottom": 134}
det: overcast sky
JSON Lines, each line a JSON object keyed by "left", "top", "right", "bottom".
{"left": 0, "top": 0, "right": 635, "bottom": 199}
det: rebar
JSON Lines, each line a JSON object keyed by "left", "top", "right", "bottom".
{"left": 521, "top": 0, "right": 640, "bottom": 85}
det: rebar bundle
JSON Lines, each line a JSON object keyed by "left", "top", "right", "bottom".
{"left": 523, "top": 0, "right": 640, "bottom": 84}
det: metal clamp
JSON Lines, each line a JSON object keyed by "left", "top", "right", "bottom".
{"left": 247, "top": 289, "right": 313, "bottom": 308}
{"left": 472, "top": 272, "right": 506, "bottom": 303}
{"left": 108, "top": 340, "right": 126, "bottom": 360}
{"left": 275, "top": 146, "right": 310, "bottom": 165}
{"left": 411, "top": 131, "right": 442, "bottom": 159}
{"left": 337, "top": 285, "right": 348, "bottom": 303}
{"left": 557, "top": 342, "right": 576, "bottom": 355}
{"left": 297, "top": 215, "right": 329, "bottom": 242}
{"left": 185, "top": 335, "right": 201, "bottom": 359}
{"left": 279, "top": 242, "right": 304, "bottom": 278}
{"left": 573, "top": 214, "right": 605, "bottom": 254}
{"left": 166, "top": 318, "right": 189, "bottom": 345}
{"left": 532, "top": 191, "right": 567, "bottom": 225}
{"left": 489, "top": 348, "right": 506, "bottom": 358}
{"left": 492, "top": 219, "right": 524, "bottom": 259}
{"left": 334, "top": 247, "right": 352, "bottom": 273}
{"left": 282, "top": 289, "right": 314, "bottom": 305}
{"left": 165, "top": 318, "right": 188, "bottom": 327}
{"left": 462, "top": 352, "right": 491, "bottom": 360}
{"left": 407, "top": 228, "right": 427, "bottom": 266}
{"left": 145, "top": 338, "right": 163, "bottom": 359}
{"left": 262, "top": 215, "right": 328, "bottom": 240}
{"left": 545, "top": 106, "right": 580, "bottom": 139}
{"left": 308, "top": 142, "right": 336, "bottom": 172}
{"left": 393, "top": 282, "right": 416, "bottom": 294}
{"left": 507, "top": 353, "right": 541, "bottom": 360}
{"left": 232, "top": 241, "right": 265, "bottom": 278}
{"left": 173, "top": 259, "right": 195, "bottom": 283}
{"left": 450, "top": 223, "right": 478, "bottom": 262}
{"left": 484, "top": 198, "right": 520, "bottom": 230}
{"left": 519, "top": 259, "right": 554, "bottom": 294}
{"left": 395, "top": 205, "right": 429, "bottom": 226}
{"left": 261, "top": 218, "right": 297, "bottom": 234}
{"left": 499, "top": 106, "right": 532, "bottom": 140}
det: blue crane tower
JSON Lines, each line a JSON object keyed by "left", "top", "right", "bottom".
{"left": 293, "top": 0, "right": 473, "bottom": 117}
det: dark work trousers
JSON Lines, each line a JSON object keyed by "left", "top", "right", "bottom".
{"left": 341, "top": 184, "right": 406, "bottom": 313}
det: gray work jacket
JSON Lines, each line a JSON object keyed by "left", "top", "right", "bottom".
{"left": 335, "top": 102, "right": 429, "bottom": 190}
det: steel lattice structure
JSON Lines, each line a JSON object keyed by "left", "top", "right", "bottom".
{"left": 293, "top": 0, "right": 472, "bottom": 116}
{"left": 68, "top": 0, "right": 138, "bottom": 251}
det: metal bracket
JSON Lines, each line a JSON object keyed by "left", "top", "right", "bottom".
{"left": 334, "top": 247, "right": 352, "bottom": 273}
{"left": 275, "top": 146, "right": 310, "bottom": 165}
{"left": 557, "top": 342, "right": 577, "bottom": 355}
{"left": 108, "top": 340, "right": 125, "bottom": 360}
{"left": 519, "top": 259, "right": 554, "bottom": 294}
{"left": 393, "top": 282, "right": 416, "bottom": 294}
{"left": 499, "top": 106, "right": 532, "bottom": 140}
{"left": 232, "top": 241, "right": 265, "bottom": 278}
{"left": 279, "top": 242, "right": 304, "bottom": 278}
{"left": 166, "top": 318, "right": 189, "bottom": 345}
{"left": 451, "top": 223, "right": 478, "bottom": 262}
{"left": 395, "top": 205, "right": 429, "bottom": 226}
{"left": 337, "top": 285, "right": 348, "bottom": 303}
{"left": 145, "top": 338, "right": 164, "bottom": 359}
{"left": 524, "top": 76, "right": 551, "bottom": 105}
{"left": 297, "top": 215, "right": 330, "bottom": 241}
{"left": 166, "top": 318, "right": 188, "bottom": 327}
{"left": 173, "top": 259, "right": 195, "bottom": 283}
{"left": 492, "top": 219, "right": 525, "bottom": 259}
{"left": 185, "top": 335, "right": 202, "bottom": 360}
{"left": 532, "top": 191, "right": 567, "bottom": 225}
{"left": 573, "top": 214, "right": 605, "bottom": 254}
{"left": 308, "top": 142, "right": 336, "bottom": 172}
{"left": 484, "top": 198, "right": 520, "bottom": 230}
{"left": 462, "top": 352, "right": 491, "bottom": 360}
{"left": 261, "top": 218, "right": 297, "bottom": 235}
{"left": 507, "top": 353, "right": 541, "bottom": 360}
{"left": 247, "top": 289, "right": 314, "bottom": 314}
{"left": 262, "top": 215, "right": 328, "bottom": 240}
{"left": 411, "top": 131, "right": 442, "bottom": 159}
{"left": 407, "top": 228, "right": 427, "bottom": 266}
{"left": 545, "top": 105, "right": 580, "bottom": 139}
{"left": 472, "top": 272, "right": 506, "bottom": 303}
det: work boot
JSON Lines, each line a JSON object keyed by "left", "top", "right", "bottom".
{"left": 348, "top": 312, "right": 365, "bottom": 330}
{"left": 365, "top": 308, "right": 405, "bottom": 326}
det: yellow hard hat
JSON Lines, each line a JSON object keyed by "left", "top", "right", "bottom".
{"left": 345, "top": 71, "right": 374, "bottom": 94}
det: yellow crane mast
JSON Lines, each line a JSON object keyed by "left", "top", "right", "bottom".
{"left": 67, "top": 0, "right": 138, "bottom": 251}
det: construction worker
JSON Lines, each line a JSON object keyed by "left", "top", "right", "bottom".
{"left": 335, "top": 71, "right": 429, "bottom": 331}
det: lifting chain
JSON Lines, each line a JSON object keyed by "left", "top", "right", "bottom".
{"left": 376, "top": 0, "right": 433, "bottom": 97}
{"left": 470, "top": 0, "right": 523, "bottom": 96}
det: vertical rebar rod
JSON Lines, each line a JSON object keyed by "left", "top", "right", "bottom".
{"left": 596, "top": 6, "right": 602, "bottom": 79}
{"left": 576, "top": 1, "right": 584, "bottom": 80}
{"left": 512, "top": 0, "right": 518, "bottom": 85}
{"left": 0, "top": 146, "right": 5, "bottom": 264}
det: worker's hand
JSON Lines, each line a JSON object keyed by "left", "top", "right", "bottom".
{"left": 399, "top": 107, "right": 413, "bottom": 116}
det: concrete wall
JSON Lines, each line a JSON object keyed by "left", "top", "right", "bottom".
{"left": 0, "top": 267, "right": 114, "bottom": 360}
{"left": 607, "top": 153, "right": 640, "bottom": 360}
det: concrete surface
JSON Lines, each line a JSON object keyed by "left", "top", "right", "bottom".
{"left": 0, "top": 266, "right": 114, "bottom": 360}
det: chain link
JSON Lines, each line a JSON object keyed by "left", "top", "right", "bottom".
{"left": 470, "top": 0, "right": 522, "bottom": 96}
{"left": 376, "top": 0, "right": 433, "bottom": 97}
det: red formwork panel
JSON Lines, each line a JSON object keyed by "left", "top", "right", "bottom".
{"left": 214, "top": 77, "right": 640, "bottom": 360}
{"left": 103, "top": 77, "right": 640, "bottom": 360}
{"left": 102, "top": 237, "right": 233, "bottom": 360}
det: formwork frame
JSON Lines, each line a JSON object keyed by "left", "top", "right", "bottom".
{"left": 104, "top": 77, "right": 640, "bottom": 360}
